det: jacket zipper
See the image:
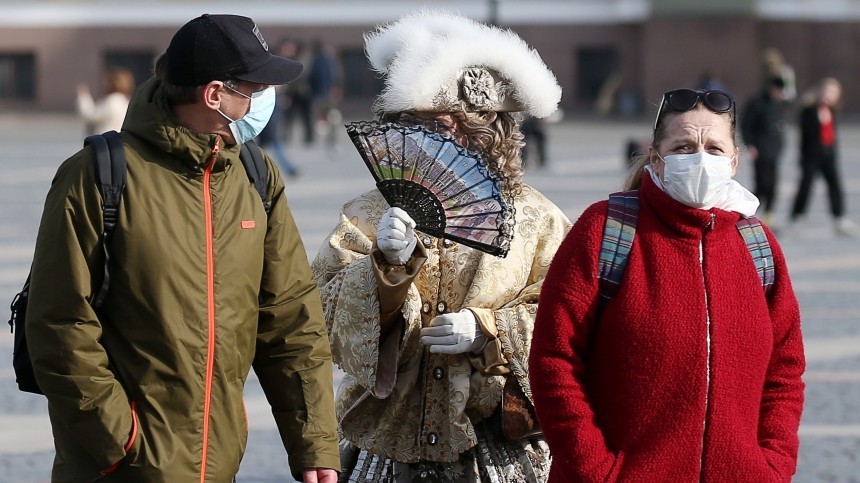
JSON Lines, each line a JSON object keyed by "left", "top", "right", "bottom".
{"left": 698, "top": 212, "right": 716, "bottom": 481}
{"left": 199, "top": 141, "right": 220, "bottom": 483}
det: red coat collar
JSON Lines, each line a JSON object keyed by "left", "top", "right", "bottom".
{"left": 639, "top": 174, "right": 743, "bottom": 240}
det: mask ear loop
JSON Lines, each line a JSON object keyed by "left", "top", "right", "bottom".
{"left": 645, "top": 146, "right": 666, "bottom": 190}
{"left": 730, "top": 147, "right": 740, "bottom": 175}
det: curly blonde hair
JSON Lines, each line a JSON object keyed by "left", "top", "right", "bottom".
{"left": 380, "top": 109, "right": 525, "bottom": 196}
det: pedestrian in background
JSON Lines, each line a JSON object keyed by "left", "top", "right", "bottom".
{"left": 257, "top": 83, "right": 300, "bottom": 178}
{"left": 761, "top": 47, "right": 797, "bottom": 103}
{"left": 742, "top": 76, "right": 788, "bottom": 226}
{"left": 76, "top": 67, "right": 135, "bottom": 135}
{"left": 521, "top": 115, "right": 548, "bottom": 171}
{"left": 789, "top": 77, "right": 858, "bottom": 236}
{"left": 279, "top": 38, "right": 314, "bottom": 145}
{"left": 26, "top": 14, "right": 339, "bottom": 482}
{"left": 312, "top": 9, "right": 568, "bottom": 481}
{"left": 307, "top": 39, "right": 343, "bottom": 147}
{"left": 530, "top": 87, "right": 805, "bottom": 482}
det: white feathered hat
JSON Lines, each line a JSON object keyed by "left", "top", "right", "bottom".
{"left": 365, "top": 9, "right": 562, "bottom": 119}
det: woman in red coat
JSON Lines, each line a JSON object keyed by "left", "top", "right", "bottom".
{"left": 529, "top": 88, "right": 805, "bottom": 482}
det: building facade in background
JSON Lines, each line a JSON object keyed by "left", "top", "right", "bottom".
{"left": 1, "top": 0, "right": 860, "bottom": 116}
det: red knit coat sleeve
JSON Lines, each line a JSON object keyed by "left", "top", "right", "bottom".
{"left": 530, "top": 201, "right": 620, "bottom": 483}
{"left": 757, "top": 226, "right": 805, "bottom": 479}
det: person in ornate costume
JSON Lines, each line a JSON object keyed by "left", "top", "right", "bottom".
{"left": 310, "top": 9, "right": 570, "bottom": 483}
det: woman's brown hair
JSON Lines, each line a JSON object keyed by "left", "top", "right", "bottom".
{"left": 105, "top": 68, "right": 136, "bottom": 98}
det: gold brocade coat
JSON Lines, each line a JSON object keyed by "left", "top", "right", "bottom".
{"left": 311, "top": 186, "right": 571, "bottom": 463}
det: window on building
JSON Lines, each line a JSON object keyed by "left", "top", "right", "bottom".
{"left": 0, "top": 53, "right": 36, "bottom": 100}
{"left": 576, "top": 47, "right": 619, "bottom": 103}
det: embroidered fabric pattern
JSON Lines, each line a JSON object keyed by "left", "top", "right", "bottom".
{"left": 339, "top": 424, "right": 551, "bottom": 482}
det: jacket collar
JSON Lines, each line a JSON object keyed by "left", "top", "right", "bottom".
{"left": 122, "top": 77, "right": 243, "bottom": 173}
{"left": 640, "top": 174, "right": 742, "bottom": 240}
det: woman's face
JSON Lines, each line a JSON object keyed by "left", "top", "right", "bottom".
{"left": 649, "top": 106, "right": 738, "bottom": 180}
{"left": 820, "top": 82, "right": 842, "bottom": 106}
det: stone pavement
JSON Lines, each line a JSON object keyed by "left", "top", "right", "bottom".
{"left": 0, "top": 113, "right": 857, "bottom": 482}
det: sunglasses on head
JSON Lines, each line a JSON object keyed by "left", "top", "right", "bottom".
{"left": 653, "top": 88, "right": 735, "bottom": 131}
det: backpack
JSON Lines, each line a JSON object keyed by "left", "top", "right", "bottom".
{"left": 597, "top": 190, "right": 775, "bottom": 316}
{"left": 8, "top": 130, "right": 271, "bottom": 395}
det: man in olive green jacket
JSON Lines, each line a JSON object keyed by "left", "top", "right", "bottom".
{"left": 25, "top": 14, "right": 339, "bottom": 482}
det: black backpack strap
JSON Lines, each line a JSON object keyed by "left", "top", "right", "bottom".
{"left": 239, "top": 139, "right": 271, "bottom": 214}
{"left": 84, "top": 130, "right": 127, "bottom": 308}
{"left": 9, "top": 271, "right": 40, "bottom": 393}
{"left": 8, "top": 273, "right": 30, "bottom": 334}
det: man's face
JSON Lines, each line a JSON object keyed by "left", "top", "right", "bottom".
{"left": 220, "top": 81, "right": 268, "bottom": 120}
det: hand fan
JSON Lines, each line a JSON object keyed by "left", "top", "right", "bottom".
{"left": 346, "top": 120, "right": 515, "bottom": 257}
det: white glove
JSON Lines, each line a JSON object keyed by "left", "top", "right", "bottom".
{"left": 420, "top": 309, "right": 487, "bottom": 354}
{"left": 376, "top": 207, "right": 417, "bottom": 265}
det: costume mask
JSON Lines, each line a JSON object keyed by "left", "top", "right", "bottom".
{"left": 218, "top": 85, "right": 276, "bottom": 145}
{"left": 660, "top": 152, "right": 734, "bottom": 210}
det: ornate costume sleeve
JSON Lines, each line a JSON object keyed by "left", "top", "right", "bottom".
{"left": 254, "top": 162, "right": 340, "bottom": 475}
{"left": 757, "top": 229, "right": 805, "bottom": 478}
{"left": 25, "top": 152, "right": 134, "bottom": 471}
{"left": 468, "top": 195, "right": 572, "bottom": 400}
{"left": 467, "top": 307, "right": 508, "bottom": 374}
{"left": 529, "top": 202, "right": 622, "bottom": 483}
{"left": 311, "top": 193, "right": 425, "bottom": 399}
{"left": 370, "top": 244, "right": 428, "bottom": 336}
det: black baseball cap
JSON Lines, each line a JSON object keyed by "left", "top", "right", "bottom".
{"left": 165, "top": 14, "right": 303, "bottom": 86}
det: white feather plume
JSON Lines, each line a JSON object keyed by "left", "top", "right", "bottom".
{"left": 365, "top": 9, "right": 562, "bottom": 118}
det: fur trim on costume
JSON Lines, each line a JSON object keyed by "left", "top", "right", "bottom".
{"left": 365, "top": 9, "right": 562, "bottom": 118}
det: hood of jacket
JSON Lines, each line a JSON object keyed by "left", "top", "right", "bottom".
{"left": 123, "top": 77, "right": 244, "bottom": 172}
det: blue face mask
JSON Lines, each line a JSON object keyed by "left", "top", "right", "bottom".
{"left": 218, "top": 84, "right": 276, "bottom": 145}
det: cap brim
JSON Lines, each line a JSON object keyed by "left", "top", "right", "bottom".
{"left": 234, "top": 55, "right": 304, "bottom": 85}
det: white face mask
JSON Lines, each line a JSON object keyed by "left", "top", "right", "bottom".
{"left": 659, "top": 152, "right": 734, "bottom": 210}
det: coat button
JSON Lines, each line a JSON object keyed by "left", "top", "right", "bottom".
{"left": 436, "top": 301, "right": 447, "bottom": 314}
{"left": 442, "top": 239, "right": 453, "bottom": 248}
{"left": 433, "top": 367, "right": 444, "bottom": 380}
{"left": 422, "top": 302, "right": 432, "bottom": 314}
{"left": 422, "top": 236, "right": 433, "bottom": 248}
{"left": 427, "top": 432, "right": 438, "bottom": 445}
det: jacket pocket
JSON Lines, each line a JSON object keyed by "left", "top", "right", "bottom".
{"left": 97, "top": 402, "right": 140, "bottom": 477}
